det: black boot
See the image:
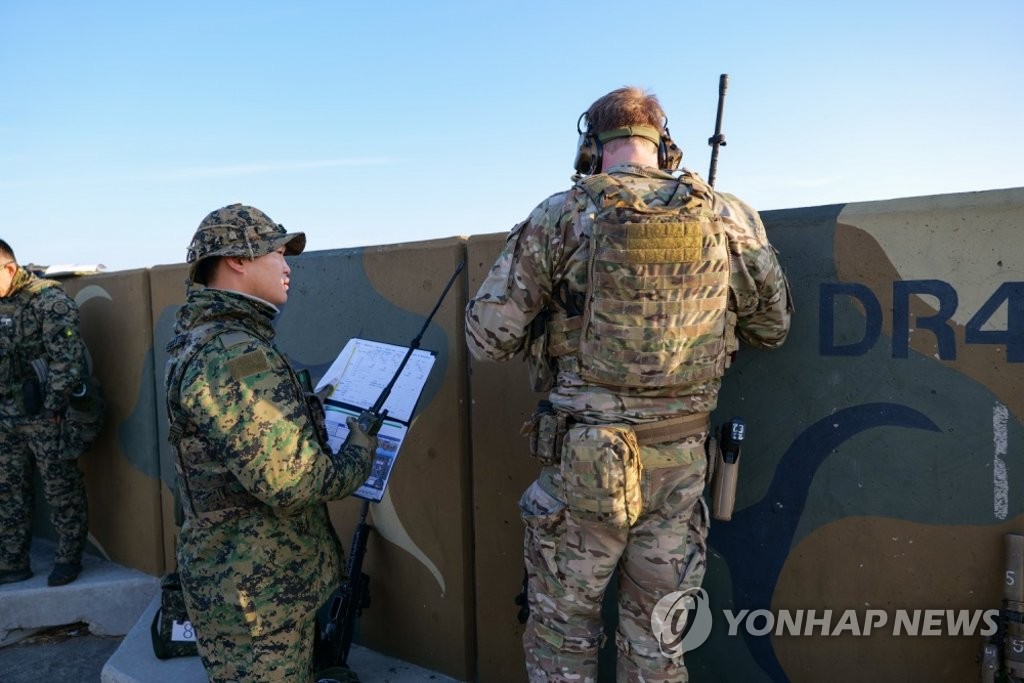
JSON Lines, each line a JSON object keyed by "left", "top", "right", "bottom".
{"left": 47, "top": 562, "right": 82, "bottom": 586}
{"left": 0, "top": 568, "right": 32, "bottom": 585}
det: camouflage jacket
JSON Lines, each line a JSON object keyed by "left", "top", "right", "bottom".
{"left": 466, "top": 164, "right": 792, "bottom": 437}
{"left": 164, "top": 287, "right": 373, "bottom": 628}
{"left": 0, "top": 268, "right": 87, "bottom": 418}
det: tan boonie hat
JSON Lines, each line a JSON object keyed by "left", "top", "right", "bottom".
{"left": 186, "top": 203, "right": 306, "bottom": 285}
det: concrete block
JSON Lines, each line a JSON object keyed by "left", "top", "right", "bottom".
{"left": 0, "top": 540, "right": 158, "bottom": 645}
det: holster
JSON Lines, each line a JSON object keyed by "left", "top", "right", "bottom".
{"left": 708, "top": 437, "right": 740, "bottom": 522}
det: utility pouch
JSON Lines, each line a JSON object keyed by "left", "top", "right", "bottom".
{"left": 522, "top": 400, "right": 567, "bottom": 466}
{"left": 560, "top": 424, "right": 642, "bottom": 528}
{"left": 60, "top": 377, "right": 105, "bottom": 459}
{"left": 21, "top": 376, "right": 43, "bottom": 415}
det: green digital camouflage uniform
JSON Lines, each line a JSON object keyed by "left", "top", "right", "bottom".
{"left": 0, "top": 268, "right": 89, "bottom": 574}
{"left": 165, "top": 205, "right": 373, "bottom": 682}
{"left": 466, "top": 163, "right": 792, "bottom": 682}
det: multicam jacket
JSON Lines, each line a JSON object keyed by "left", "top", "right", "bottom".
{"left": 164, "top": 287, "right": 372, "bottom": 635}
{"left": 0, "top": 268, "right": 86, "bottom": 418}
{"left": 466, "top": 163, "right": 792, "bottom": 442}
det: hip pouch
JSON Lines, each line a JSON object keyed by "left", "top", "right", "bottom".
{"left": 560, "top": 424, "right": 643, "bottom": 528}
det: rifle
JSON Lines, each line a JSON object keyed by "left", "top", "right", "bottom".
{"left": 983, "top": 533, "right": 1024, "bottom": 683}
{"left": 314, "top": 259, "right": 465, "bottom": 674}
{"left": 707, "top": 73, "right": 729, "bottom": 188}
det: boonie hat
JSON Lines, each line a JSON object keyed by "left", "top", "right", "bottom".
{"left": 186, "top": 203, "right": 306, "bottom": 285}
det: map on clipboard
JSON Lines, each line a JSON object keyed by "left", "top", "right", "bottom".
{"left": 315, "top": 338, "right": 436, "bottom": 502}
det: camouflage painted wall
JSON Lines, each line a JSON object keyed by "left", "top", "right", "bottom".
{"left": 36, "top": 187, "right": 1021, "bottom": 682}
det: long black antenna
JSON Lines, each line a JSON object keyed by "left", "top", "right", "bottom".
{"left": 356, "top": 258, "right": 465, "bottom": 434}
{"left": 707, "top": 73, "right": 729, "bottom": 187}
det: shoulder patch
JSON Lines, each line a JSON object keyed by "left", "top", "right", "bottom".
{"left": 228, "top": 349, "right": 271, "bottom": 380}
{"left": 51, "top": 301, "right": 70, "bottom": 316}
{"left": 219, "top": 331, "right": 253, "bottom": 350}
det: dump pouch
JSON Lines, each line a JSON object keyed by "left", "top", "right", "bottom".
{"left": 560, "top": 423, "right": 642, "bottom": 528}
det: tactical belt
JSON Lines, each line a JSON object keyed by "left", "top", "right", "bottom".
{"left": 630, "top": 412, "right": 710, "bottom": 446}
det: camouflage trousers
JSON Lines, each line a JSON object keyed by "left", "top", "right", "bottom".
{"left": 0, "top": 417, "right": 89, "bottom": 570}
{"left": 180, "top": 568, "right": 320, "bottom": 683}
{"left": 519, "top": 431, "right": 709, "bottom": 683}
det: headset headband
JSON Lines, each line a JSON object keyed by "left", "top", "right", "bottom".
{"left": 596, "top": 125, "right": 663, "bottom": 146}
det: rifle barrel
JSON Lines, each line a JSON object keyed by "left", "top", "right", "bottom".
{"left": 707, "top": 73, "right": 729, "bottom": 188}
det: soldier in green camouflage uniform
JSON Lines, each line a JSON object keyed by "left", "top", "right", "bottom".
{"left": 165, "top": 205, "right": 375, "bottom": 682}
{"left": 466, "top": 87, "right": 792, "bottom": 682}
{"left": 0, "top": 239, "right": 91, "bottom": 587}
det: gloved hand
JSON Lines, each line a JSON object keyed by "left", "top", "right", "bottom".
{"left": 342, "top": 416, "right": 377, "bottom": 456}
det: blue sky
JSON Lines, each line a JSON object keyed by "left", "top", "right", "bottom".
{"left": 2, "top": 0, "right": 1022, "bottom": 272}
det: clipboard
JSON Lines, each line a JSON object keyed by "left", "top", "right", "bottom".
{"left": 316, "top": 338, "right": 436, "bottom": 501}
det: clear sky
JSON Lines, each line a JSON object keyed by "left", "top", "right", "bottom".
{"left": 2, "top": 0, "right": 1022, "bottom": 272}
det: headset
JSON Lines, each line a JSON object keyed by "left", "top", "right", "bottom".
{"left": 573, "top": 113, "right": 683, "bottom": 175}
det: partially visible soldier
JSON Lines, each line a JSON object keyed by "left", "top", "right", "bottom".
{"left": 466, "top": 87, "right": 792, "bottom": 681}
{"left": 0, "top": 239, "right": 91, "bottom": 587}
{"left": 165, "top": 204, "right": 375, "bottom": 682}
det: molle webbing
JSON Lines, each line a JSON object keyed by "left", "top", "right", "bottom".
{"left": 574, "top": 174, "right": 730, "bottom": 388}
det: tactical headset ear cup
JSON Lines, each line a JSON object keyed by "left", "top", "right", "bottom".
{"left": 574, "top": 132, "right": 602, "bottom": 175}
{"left": 658, "top": 127, "right": 683, "bottom": 171}
{"left": 574, "top": 112, "right": 602, "bottom": 175}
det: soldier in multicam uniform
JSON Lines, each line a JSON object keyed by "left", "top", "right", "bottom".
{"left": 165, "top": 204, "right": 375, "bottom": 682}
{"left": 0, "top": 239, "right": 91, "bottom": 587}
{"left": 466, "top": 87, "right": 792, "bottom": 682}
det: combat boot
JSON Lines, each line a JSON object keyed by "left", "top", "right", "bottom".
{"left": 0, "top": 568, "right": 32, "bottom": 585}
{"left": 47, "top": 562, "right": 82, "bottom": 586}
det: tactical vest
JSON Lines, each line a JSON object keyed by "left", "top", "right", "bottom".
{"left": 551, "top": 172, "right": 731, "bottom": 389}
{"left": 165, "top": 323, "right": 264, "bottom": 518}
{"left": 0, "top": 277, "right": 62, "bottom": 414}
{"left": 165, "top": 322, "right": 328, "bottom": 517}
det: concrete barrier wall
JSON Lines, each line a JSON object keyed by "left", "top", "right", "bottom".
{"left": 37, "top": 187, "right": 1022, "bottom": 681}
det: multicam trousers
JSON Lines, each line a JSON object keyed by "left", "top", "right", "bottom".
{"left": 0, "top": 416, "right": 89, "bottom": 570}
{"left": 519, "top": 432, "right": 709, "bottom": 683}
